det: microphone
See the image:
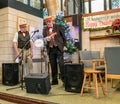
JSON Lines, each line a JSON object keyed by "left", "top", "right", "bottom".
{"left": 32, "top": 30, "right": 39, "bottom": 33}
{"left": 34, "top": 30, "right": 39, "bottom": 33}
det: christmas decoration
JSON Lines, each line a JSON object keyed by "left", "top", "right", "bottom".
{"left": 54, "top": 12, "right": 77, "bottom": 54}
{"left": 112, "top": 18, "right": 120, "bottom": 33}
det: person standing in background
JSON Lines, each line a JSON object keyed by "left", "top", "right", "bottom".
{"left": 43, "top": 16, "right": 67, "bottom": 85}
{"left": 13, "top": 24, "right": 33, "bottom": 81}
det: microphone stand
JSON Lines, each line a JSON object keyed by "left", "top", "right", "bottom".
{"left": 40, "top": 47, "right": 46, "bottom": 73}
{"left": 6, "top": 31, "right": 37, "bottom": 91}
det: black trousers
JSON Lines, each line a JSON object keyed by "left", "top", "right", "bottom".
{"left": 49, "top": 46, "right": 65, "bottom": 82}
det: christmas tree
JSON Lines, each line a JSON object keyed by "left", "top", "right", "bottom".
{"left": 54, "top": 12, "right": 77, "bottom": 54}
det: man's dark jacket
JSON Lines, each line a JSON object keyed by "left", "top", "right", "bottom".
{"left": 43, "top": 24, "right": 67, "bottom": 54}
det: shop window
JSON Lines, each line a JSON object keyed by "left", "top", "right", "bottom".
{"left": 17, "top": 0, "right": 28, "bottom": 4}
{"left": 68, "top": 0, "right": 74, "bottom": 15}
{"left": 111, "top": 0, "right": 120, "bottom": 9}
{"left": 30, "top": 0, "right": 41, "bottom": 9}
{"left": 84, "top": 1, "right": 89, "bottom": 14}
{"left": 91, "top": 0, "right": 104, "bottom": 12}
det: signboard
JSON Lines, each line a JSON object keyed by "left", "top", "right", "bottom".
{"left": 84, "top": 12, "right": 120, "bottom": 29}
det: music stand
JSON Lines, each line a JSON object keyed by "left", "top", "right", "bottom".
{"left": 6, "top": 31, "right": 37, "bottom": 91}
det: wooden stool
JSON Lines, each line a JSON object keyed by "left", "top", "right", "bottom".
{"left": 80, "top": 70, "right": 106, "bottom": 98}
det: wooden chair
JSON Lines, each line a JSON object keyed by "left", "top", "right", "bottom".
{"left": 79, "top": 51, "right": 106, "bottom": 98}
{"left": 104, "top": 46, "right": 120, "bottom": 90}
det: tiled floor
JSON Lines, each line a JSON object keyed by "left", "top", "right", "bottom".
{"left": 0, "top": 80, "right": 120, "bottom": 104}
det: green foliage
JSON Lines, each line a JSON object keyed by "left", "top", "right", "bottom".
{"left": 65, "top": 41, "right": 77, "bottom": 54}
{"left": 54, "top": 14, "right": 78, "bottom": 54}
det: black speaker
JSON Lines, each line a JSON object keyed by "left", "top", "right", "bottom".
{"left": 64, "top": 63, "right": 84, "bottom": 93}
{"left": 24, "top": 73, "right": 51, "bottom": 94}
{"left": 2, "top": 63, "right": 19, "bottom": 86}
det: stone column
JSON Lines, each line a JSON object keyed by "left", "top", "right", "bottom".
{"left": 45, "top": 0, "right": 60, "bottom": 17}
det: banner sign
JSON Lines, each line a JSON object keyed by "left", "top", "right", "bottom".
{"left": 84, "top": 12, "right": 120, "bottom": 29}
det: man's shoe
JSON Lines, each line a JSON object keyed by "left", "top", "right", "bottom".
{"left": 51, "top": 81, "right": 58, "bottom": 85}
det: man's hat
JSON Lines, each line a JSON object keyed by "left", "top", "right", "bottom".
{"left": 44, "top": 16, "right": 53, "bottom": 22}
{"left": 19, "top": 23, "right": 27, "bottom": 28}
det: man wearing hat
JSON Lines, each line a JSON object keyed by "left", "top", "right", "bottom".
{"left": 43, "top": 16, "right": 67, "bottom": 85}
{"left": 13, "top": 23, "right": 33, "bottom": 81}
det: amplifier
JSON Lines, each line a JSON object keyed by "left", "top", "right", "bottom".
{"left": 25, "top": 73, "right": 51, "bottom": 94}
